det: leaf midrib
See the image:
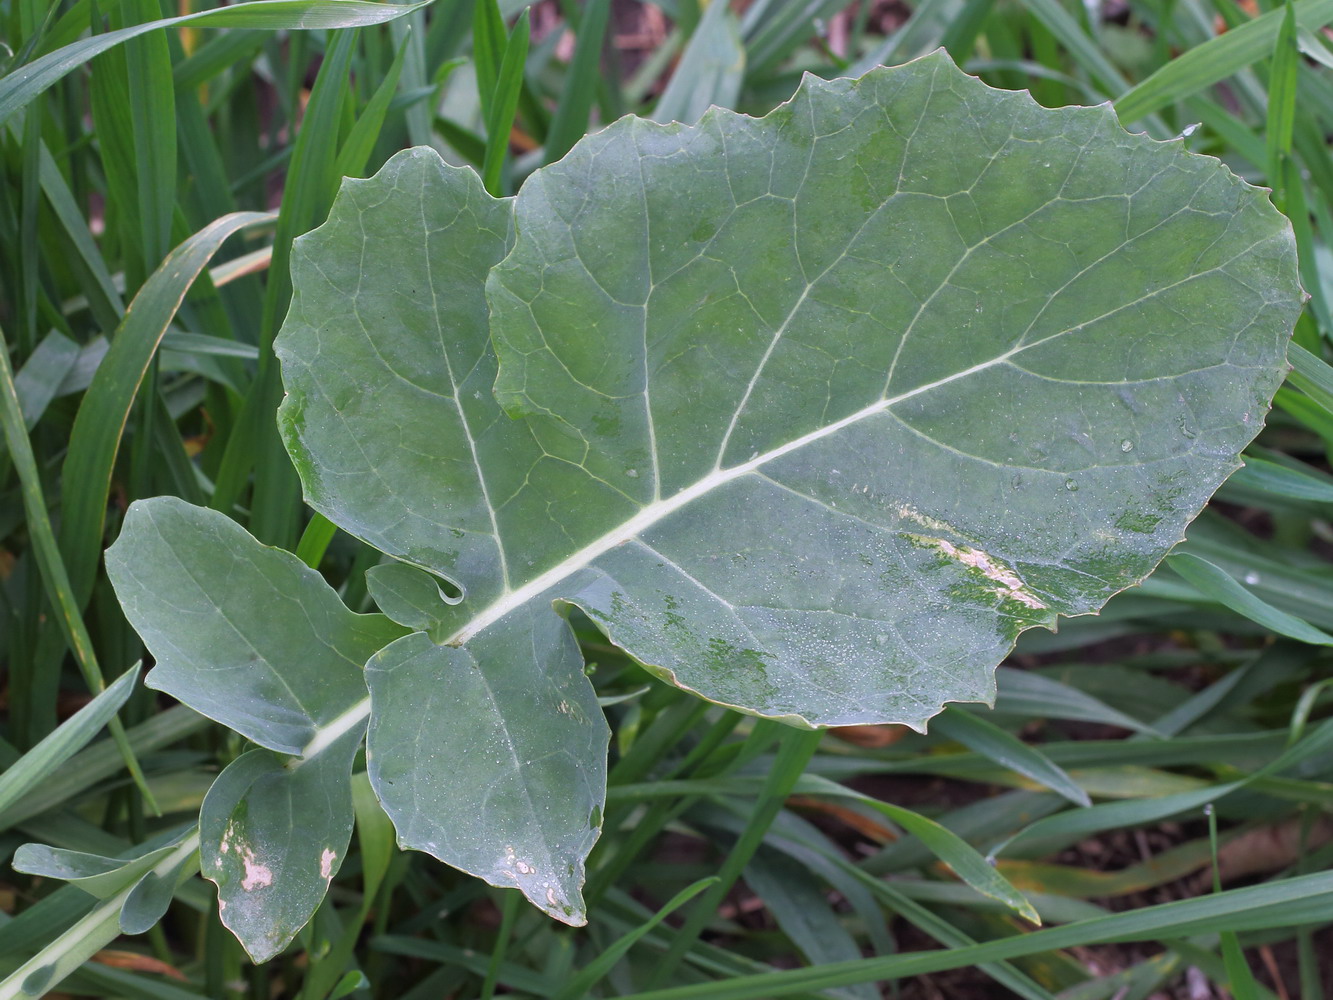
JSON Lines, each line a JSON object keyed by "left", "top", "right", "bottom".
{"left": 450, "top": 345, "right": 1027, "bottom": 645}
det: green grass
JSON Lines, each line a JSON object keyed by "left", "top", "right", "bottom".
{"left": 3, "top": 0, "right": 1333, "bottom": 996}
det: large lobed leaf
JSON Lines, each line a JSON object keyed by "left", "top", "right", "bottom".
{"left": 278, "top": 50, "right": 1299, "bottom": 731}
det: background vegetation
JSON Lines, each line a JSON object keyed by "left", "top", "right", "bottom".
{"left": 2, "top": 0, "right": 1333, "bottom": 995}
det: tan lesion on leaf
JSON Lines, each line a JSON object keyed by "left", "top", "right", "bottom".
{"left": 891, "top": 502, "right": 958, "bottom": 536}
{"left": 240, "top": 849, "right": 273, "bottom": 891}
{"left": 220, "top": 820, "right": 274, "bottom": 891}
{"left": 933, "top": 539, "right": 1048, "bottom": 610}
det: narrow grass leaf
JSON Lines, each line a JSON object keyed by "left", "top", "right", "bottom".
{"left": 1231, "top": 455, "right": 1333, "bottom": 502}
{"left": 795, "top": 773, "right": 1040, "bottom": 923}
{"left": 934, "top": 707, "right": 1091, "bottom": 807}
{"left": 645, "top": 728, "right": 823, "bottom": 987}
{"left": 993, "top": 667, "right": 1156, "bottom": 734}
{"left": 1115, "top": 0, "right": 1333, "bottom": 123}
{"left": 217, "top": 29, "right": 356, "bottom": 544}
{"left": 741, "top": 851, "right": 879, "bottom": 1000}
{"left": 481, "top": 8, "right": 528, "bottom": 196}
{"left": 0, "top": 323, "right": 152, "bottom": 801}
{"left": 0, "top": 0, "right": 433, "bottom": 125}
{"left": 1017, "top": 0, "right": 1131, "bottom": 99}
{"left": 1266, "top": 1, "right": 1299, "bottom": 196}
{"left": 650, "top": 0, "right": 743, "bottom": 125}
{"left": 552, "top": 877, "right": 718, "bottom": 1000}
{"left": 0, "top": 665, "right": 138, "bottom": 820}
{"left": 123, "top": 0, "right": 176, "bottom": 264}
{"left": 472, "top": 0, "right": 507, "bottom": 124}
{"left": 334, "top": 31, "right": 411, "bottom": 179}
{"left": 544, "top": 0, "right": 609, "bottom": 164}
{"left": 611, "top": 872, "right": 1333, "bottom": 1000}
{"left": 294, "top": 512, "right": 338, "bottom": 569}
{"left": 12, "top": 331, "right": 80, "bottom": 429}
{"left": 0, "top": 706, "right": 210, "bottom": 831}
{"left": 59, "top": 210, "right": 274, "bottom": 608}
{"left": 1168, "top": 552, "right": 1333, "bottom": 645}
{"left": 994, "top": 718, "right": 1333, "bottom": 857}
{"left": 1287, "top": 342, "right": 1333, "bottom": 412}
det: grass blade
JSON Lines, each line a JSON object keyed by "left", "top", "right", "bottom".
{"left": 553, "top": 877, "right": 718, "bottom": 1000}
{"left": 1168, "top": 552, "right": 1333, "bottom": 645}
{"left": 481, "top": 7, "right": 529, "bottom": 196}
{"left": 1114, "top": 0, "right": 1333, "bottom": 123}
{"left": 651, "top": 0, "right": 743, "bottom": 125}
{"left": 643, "top": 726, "right": 823, "bottom": 988}
{"left": 614, "top": 872, "right": 1333, "bottom": 999}
{"left": 933, "top": 707, "right": 1092, "bottom": 807}
{"left": 334, "top": 31, "right": 411, "bottom": 179}
{"left": 0, "top": 320, "right": 153, "bottom": 805}
{"left": 1265, "top": 0, "right": 1299, "bottom": 198}
{"left": 0, "top": 0, "right": 433, "bottom": 126}
{"left": 795, "top": 773, "right": 1041, "bottom": 923}
{"left": 59, "top": 211, "right": 275, "bottom": 608}
{"left": 0, "top": 665, "right": 138, "bottom": 819}
{"left": 544, "top": 0, "right": 609, "bottom": 164}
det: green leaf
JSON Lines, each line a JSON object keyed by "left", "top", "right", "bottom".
{"left": 933, "top": 707, "right": 1091, "bottom": 807}
{"left": 1230, "top": 455, "right": 1333, "bottom": 502}
{"left": 1167, "top": 552, "right": 1333, "bottom": 645}
{"left": 1287, "top": 342, "right": 1333, "bottom": 413}
{"left": 742, "top": 850, "right": 877, "bottom": 1000}
{"left": 278, "top": 148, "right": 608, "bottom": 923}
{"left": 11, "top": 842, "right": 177, "bottom": 900}
{"left": 794, "top": 773, "right": 1040, "bottom": 923}
{"left": 119, "top": 842, "right": 196, "bottom": 935}
{"left": 480, "top": 7, "right": 528, "bottom": 196}
{"left": 104, "top": 499, "right": 407, "bottom": 954}
{"left": 543, "top": 0, "right": 610, "bottom": 165}
{"left": 105, "top": 497, "right": 403, "bottom": 756}
{"left": 365, "top": 617, "right": 607, "bottom": 924}
{"left": 13, "top": 330, "right": 80, "bottom": 429}
{"left": 551, "top": 876, "right": 718, "bottom": 1000}
{"left": 61, "top": 210, "right": 275, "bottom": 609}
{"left": 365, "top": 562, "right": 458, "bottom": 632}
{"left": 608, "top": 871, "right": 1333, "bottom": 1000}
{"left": 1266, "top": 0, "right": 1299, "bottom": 196}
{"left": 1113, "top": 0, "right": 1333, "bottom": 124}
{"left": 0, "top": 0, "right": 432, "bottom": 126}
{"left": 0, "top": 664, "right": 138, "bottom": 821}
{"left": 0, "top": 833, "right": 199, "bottom": 1000}
{"left": 650, "top": 0, "right": 743, "bottom": 125}
{"left": 279, "top": 52, "right": 1299, "bottom": 737}
{"left": 199, "top": 729, "right": 363, "bottom": 962}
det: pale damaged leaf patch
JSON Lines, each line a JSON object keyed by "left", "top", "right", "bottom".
{"left": 933, "top": 540, "right": 1048, "bottom": 611}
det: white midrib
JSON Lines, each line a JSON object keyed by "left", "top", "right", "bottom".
{"left": 300, "top": 347, "right": 1017, "bottom": 762}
